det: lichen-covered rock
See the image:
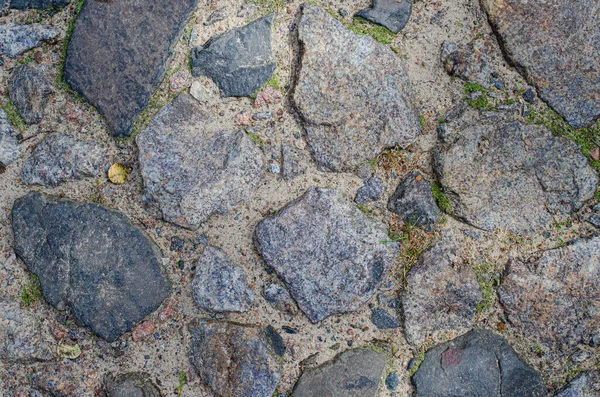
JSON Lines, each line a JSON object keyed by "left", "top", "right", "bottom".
{"left": 255, "top": 187, "right": 397, "bottom": 323}
{"left": 401, "top": 237, "right": 482, "bottom": 345}
{"left": 188, "top": 320, "right": 280, "bottom": 397}
{"left": 21, "top": 134, "right": 106, "bottom": 186}
{"left": 498, "top": 236, "right": 600, "bottom": 351}
{"left": 64, "top": 0, "right": 197, "bottom": 137}
{"left": 12, "top": 192, "right": 171, "bottom": 342}
{"left": 355, "top": 175, "right": 384, "bottom": 205}
{"left": 293, "top": 5, "right": 419, "bottom": 172}
{"left": 554, "top": 371, "right": 600, "bottom": 397}
{"left": 0, "top": 24, "right": 58, "bottom": 58}
{"left": 191, "top": 14, "right": 275, "bottom": 97}
{"left": 388, "top": 170, "right": 440, "bottom": 230}
{"left": 433, "top": 109, "right": 598, "bottom": 234}
{"left": 8, "top": 64, "right": 53, "bottom": 125}
{"left": 413, "top": 330, "right": 545, "bottom": 397}
{"left": 137, "top": 94, "right": 264, "bottom": 229}
{"left": 0, "top": 109, "right": 20, "bottom": 167}
{"left": 356, "top": 0, "right": 412, "bottom": 33}
{"left": 8, "top": 0, "right": 69, "bottom": 10}
{"left": 292, "top": 348, "right": 387, "bottom": 397}
{"left": 192, "top": 246, "right": 256, "bottom": 313}
{"left": 105, "top": 372, "right": 160, "bottom": 397}
{"left": 480, "top": 0, "right": 600, "bottom": 128}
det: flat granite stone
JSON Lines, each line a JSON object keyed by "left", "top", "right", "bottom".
{"left": 0, "top": 109, "right": 21, "bottom": 167}
{"left": 64, "top": 0, "right": 197, "bottom": 138}
{"left": 480, "top": 0, "right": 600, "bottom": 128}
{"left": 8, "top": 0, "right": 70, "bottom": 10}
{"left": 293, "top": 5, "right": 420, "bottom": 172}
{"left": 0, "top": 23, "right": 58, "bottom": 58}
{"left": 12, "top": 192, "right": 171, "bottom": 342}
{"left": 8, "top": 63, "right": 53, "bottom": 125}
{"left": 356, "top": 0, "right": 412, "bottom": 33}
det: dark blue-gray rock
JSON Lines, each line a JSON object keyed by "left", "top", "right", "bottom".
{"left": 292, "top": 349, "right": 387, "bottom": 397}
{"left": 8, "top": 64, "right": 53, "bottom": 125}
{"left": 105, "top": 373, "right": 160, "bottom": 397}
{"left": 137, "top": 94, "right": 264, "bottom": 229}
{"left": 21, "top": 134, "right": 106, "bottom": 186}
{"left": 0, "top": 24, "right": 58, "bottom": 58}
{"left": 8, "top": 0, "right": 70, "bottom": 10}
{"left": 554, "top": 371, "right": 600, "bottom": 397}
{"left": 11, "top": 192, "right": 171, "bottom": 342}
{"left": 255, "top": 187, "right": 397, "bottom": 323}
{"left": 370, "top": 307, "right": 399, "bottom": 329}
{"left": 385, "top": 371, "right": 399, "bottom": 390}
{"left": 263, "top": 282, "right": 298, "bottom": 315}
{"left": 192, "top": 246, "right": 256, "bottom": 313}
{"left": 587, "top": 214, "right": 600, "bottom": 229}
{"left": 188, "top": 320, "right": 280, "bottom": 397}
{"left": 522, "top": 88, "right": 535, "bottom": 104}
{"left": 266, "top": 325, "right": 285, "bottom": 357}
{"left": 0, "top": 109, "right": 20, "bottom": 167}
{"left": 388, "top": 170, "right": 440, "bottom": 230}
{"left": 191, "top": 14, "right": 275, "bottom": 97}
{"left": 355, "top": 175, "right": 384, "bottom": 205}
{"left": 64, "top": 0, "right": 197, "bottom": 138}
{"left": 413, "top": 330, "right": 545, "bottom": 397}
{"left": 356, "top": 0, "right": 412, "bottom": 33}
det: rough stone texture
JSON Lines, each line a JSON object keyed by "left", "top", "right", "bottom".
{"left": 191, "top": 14, "right": 275, "bottom": 97}
{"left": 137, "top": 94, "right": 264, "bottom": 229}
{"left": 292, "top": 349, "right": 387, "bottom": 397}
{"left": 480, "top": 0, "right": 600, "bottom": 128}
{"left": 441, "top": 37, "right": 498, "bottom": 87}
{"left": 413, "top": 330, "right": 545, "bottom": 397}
{"left": 0, "top": 23, "right": 58, "bottom": 58}
{"left": 370, "top": 307, "right": 400, "bottom": 329}
{"left": 0, "top": 109, "right": 21, "bottom": 167}
{"left": 192, "top": 246, "right": 256, "bottom": 313}
{"left": 281, "top": 143, "right": 309, "bottom": 180}
{"left": 188, "top": 320, "right": 280, "bottom": 397}
{"left": 105, "top": 372, "right": 161, "bottom": 397}
{"left": 8, "top": 0, "right": 70, "bottom": 10}
{"left": 12, "top": 192, "right": 171, "bottom": 342}
{"left": 8, "top": 64, "right": 53, "bottom": 125}
{"left": 64, "top": 0, "right": 197, "bottom": 138}
{"left": 355, "top": 175, "right": 384, "bottom": 205}
{"left": 21, "top": 134, "right": 106, "bottom": 186}
{"left": 433, "top": 109, "right": 598, "bottom": 235}
{"left": 263, "top": 282, "right": 298, "bottom": 315}
{"left": 498, "top": 236, "right": 600, "bottom": 351}
{"left": 293, "top": 5, "right": 420, "bottom": 172}
{"left": 255, "top": 187, "right": 397, "bottom": 323}
{"left": 356, "top": 0, "right": 412, "bottom": 34}
{"left": 387, "top": 170, "right": 440, "bottom": 230}
{"left": 401, "top": 237, "right": 482, "bottom": 345}
{"left": 554, "top": 371, "right": 600, "bottom": 397}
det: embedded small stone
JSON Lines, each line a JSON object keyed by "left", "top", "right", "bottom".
{"left": 356, "top": 0, "right": 412, "bottom": 33}
{"left": 8, "top": 0, "right": 70, "bottom": 10}
{"left": 8, "top": 64, "right": 53, "bottom": 125}
{"left": 554, "top": 371, "right": 600, "bottom": 397}
{"left": 388, "top": 170, "right": 440, "bottom": 229}
{"left": 370, "top": 307, "right": 400, "bottom": 329}
{"left": 0, "top": 24, "right": 58, "bottom": 58}
{"left": 105, "top": 372, "right": 161, "bottom": 397}
{"left": 263, "top": 282, "right": 297, "bottom": 314}
{"left": 281, "top": 143, "right": 309, "bottom": 180}
{"left": 0, "top": 109, "right": 20, "bottom": 167}
{"left": 355, "top": 175, "right": 384, "bottom": 205}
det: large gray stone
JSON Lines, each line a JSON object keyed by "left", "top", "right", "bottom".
{"left": 191, "top": 14, "right": 275, "bottom": 97}
{"left": 433, "top": 109, "right": 598, "bottom": 234}
{"left": 356, "top": 0, "right": 412, "bottom": 34}
{"left": 0, "top": 24, "right": 58, "bottom": 58}
{"left": 137, "top": 94, "right": 264, "bottom": 229}
{"left": 292, "top": 348, "right": 387, "bottom": 397}
{"left": 388, "top": 170, "right": 440, "bottom": 230}
{"left": 293, "top": 5, "right": 420, "bottom": 172}
{"left": 8, "top": 0, "right": 70, "bottom": 10}
{"left": 554, "top": 371, "right": 600, "bottom": 397}
{"left": 480, "top": 0, "right": 600, "bottom": 128}
{"left": 105, "top": 372, "right": 160, "bottom": 397}
{"left": 8, "top": 64, "right": 53, "bottom": 125}
{"left": 12, "top": 192, "right": 171, "bottom": 342}
{"left": 0, "top": 109, "right": 21, "bottom": 167}
{"left": 255, "top": 187, "right": 397, "bottom": 323}
{"left": 64, "top": 0, "right": 197, "bottom": 138}
{"left": 413, "top": 330, "right": 545, "bottom": 397}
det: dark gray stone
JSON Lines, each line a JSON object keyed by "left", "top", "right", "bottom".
{"left": 370, "top": 307, "right": 399, "bottom": 329}
{"left": 413, "top": 330, "right": 545, "bottom": 397}
{"left": 64, "top": 0, "right": 197, "bottom": 138}
{"left": 385, "top": 372, "right": 399, "bottom": 390}
{"left": 191, "top": 14, "right": 275, "bottom": 97}
{"left": 388, "top": 170, "right": 440, "bottom": 229}
{"left": 12, "top": 192, "right": 171, "bottom": 342}
{"left": 188, "top": 320, "right": 280, "bottom": 397}
{"left": 356, "top": 0, "right": 412, "bottom": 34}
{"left": 0, "top": 24, "right": 58, "bottom": 58}
{"left": 292, "top": 349, "right": 387, "bottom": 397}
{"left": 587, "top": 214, "right": 600, "bottom": 229}
{"left": 355, "top": 175, "right": 384, "bottom": 205}
{"left": 192, "top": 246, "right": 256, "bottom": 313}
{"left": 0, "top": 109, "right": 20, "bottom": 167}
{"left": 266, "top": 325, "right": 285, "bottom": 357}
{"left": 8, "top": 64, "right": 53, "bottom": 125}
{"left": 204, "top": 7, "right": 228, "bottom": 26}
{"left": 523, "top": 88, "right": 535, "bottom": 104}
{"left": 263, "top": 282, "right": 298, "bottom": 314}
{"left": 554, "top": 371, "right": 600, "bottom": 397}
{"left": 9, "top": 0, "right": 70, "bottom": 10}
{"left": 105, "top": 373, "right": 160, "bottom": 397}
{"left": 255, "top": 187, "right": 397, "bottom": 323}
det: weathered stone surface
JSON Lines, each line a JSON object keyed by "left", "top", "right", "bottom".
{"left": 441, "top": 37, "right": 498, "bottom": 87}
{"left": 137, "top": 94, "right": 264, "bottom": 229}
{"left": 281, "top": 143, "right": 309, "bottom": 180}
{"left": 433, "top": 109, "right": 598, "bottom": 234}
{"left": 192, "top": 246, "right": 256, "bottom": 313}
{"left": 105, "top": 372, "right": 160, "bottom": 397}
{"left": 31, "top": 361, "right": 86, "bottom": 396}
{"left": 0, "top": 24, "right": 58, "bottom": 58}
{"left": 255, "top": 187, "right": 397, "bottom": 323}
{"left": 292, "top": 349, "right": 387, "bottom": 397}
{"left": 498, "top": 236, "right": 600, "bottom": 351}
{"left": 401, "top": 237, "right": 481, "bottom": 345}
{"left": 188, "top": 320, "right": 280, "bottom": 397}
{"left": 480, "top": 0, "right": 600, "bottom": 128}
{"left": 9, "top": 0, "right": 70, "bottom": 10}
{"left": 191, "top": 14, "right": 275, "bottom": 97}
{"left": 0, "top": 109, "right": 20, "bottom": 167}
{"left": 64, "top": 0, "right": 197, "bottom": 138}
{"left": 356, "top": 0, "right": 412, "bottom": 34}
{"left": 21, "top": 134, "right": 106, "bottom": 186}
{"left": 388, "top": 170, "right": 440, "bottom": 230}
{"left": 293, "top": 5, "right": 419, "bottom": 172}
{"left": 8, "top": 64, "right": 53, "bottom": 125}
{"left": 370, "top": 307, "right": 400, "bottom": 329}
{"left": 12, "top": 192, "right": 171, "bottom": 342}
{"left": 263, "top": 282, "right": 298, "bottom": 315}
{"left": 554, "top": 371, "right": 600, "bottom": 397}
{"left": 355, "top": 175, "right": 384, "bottom": 205}
{"left": 413, "top": 330, "right": 545, "bottom": 397}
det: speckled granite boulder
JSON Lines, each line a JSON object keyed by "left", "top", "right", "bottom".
{"left": 0, "top": 109, "right": 21, "bottom": 167}
{"left": 105, "top": 373, "right": 161, "bottom": 397}
{"left": 480, "top": 0, "right": 600, "bottom": 128}
{"left": 356, "top": 0, "right": 412, "bottom": 33}
{"left": 0, "top": 24, "right": 58, "bottom": 58}
{"left": 255, "top": 187, "right": 397, "bottom": 322}
{"left": 64, "top": 0, "right": 197, "bottom": 137}
{"left": 293, "top": 5, "right": 420, "bottom": 172}
{"left": 8, "top": 0, "right": 70, "bottom": 10}
{"left": 8, "top": 64, "right": 53, "bottom": 125}
{"left": 12, "top": 192, "right": 171, "bottom": 342}
{"left": 137, "top": 94, "right": 264, "bottom": 229}
{"left": 554, "top": 371, "right": 600, "bottom": 397}
{"left": 388, "top": 170, "right": 440, "bottom": 230}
